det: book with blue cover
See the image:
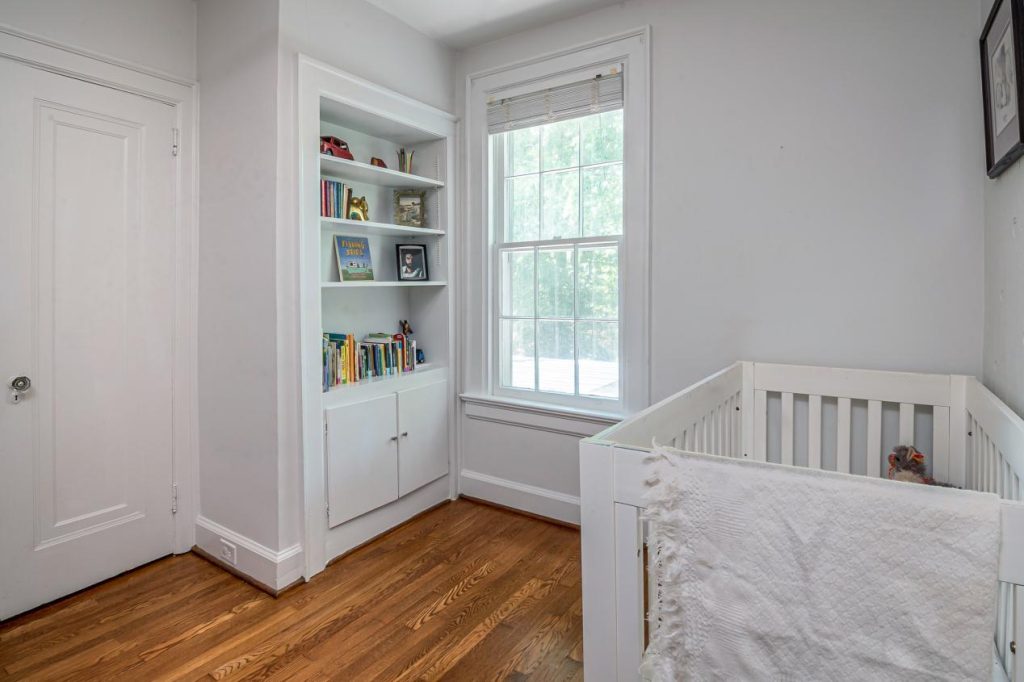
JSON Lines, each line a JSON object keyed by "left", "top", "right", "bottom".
{"left": 334, "top": 236, "right": 373, "bottom": 281}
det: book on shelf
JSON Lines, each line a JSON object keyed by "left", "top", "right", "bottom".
{"left": 334, "top": 235, "right": 373, "bottom": 281}
{"left": 322, "top": 331, "right": 417, "bottom": 391}
{"left": 320, "top": 179, "right": 352, "bottom": 219}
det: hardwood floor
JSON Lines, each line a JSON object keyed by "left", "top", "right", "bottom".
{"left": 0, "top": 499, "right": 583, "bottom": 681}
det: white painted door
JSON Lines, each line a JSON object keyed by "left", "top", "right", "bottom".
{"left": 397, "top": 381, "right": 449, "bottom": 497}
{"left": 0, "top": 59, "right": 178, "bottom": 619}
{"left": 326, "top": 394, "right": 399, "bottom": 527}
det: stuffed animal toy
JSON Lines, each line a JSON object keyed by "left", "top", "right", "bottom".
{"left": 887, "top": 445, "right": 953, "bottom": 487}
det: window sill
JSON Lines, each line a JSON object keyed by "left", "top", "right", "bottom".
{"left": 459, "top": 393, "right": 621, "bottom": 438}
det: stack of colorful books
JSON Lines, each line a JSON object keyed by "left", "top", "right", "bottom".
{"left": 320, "top": 179, "right": 352, "bottom": 219}
{"left": 323, "top": 332, "right": 417, "bottom": 391}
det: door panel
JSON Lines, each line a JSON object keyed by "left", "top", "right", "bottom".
{"left": 39, "top": 104, "right": 149, "bottom": 545}
{"left": 326, "top": 394, "right": 399, "bottom": 527}
{"left": 397, "top": 381, "right": 449, "bottom": 497}
{"left": 0, "top": 59, "right": 177, "bottom": 619}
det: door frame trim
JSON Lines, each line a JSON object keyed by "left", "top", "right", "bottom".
{"left": 0, "top": 23, "right": 199, "bottom": 554}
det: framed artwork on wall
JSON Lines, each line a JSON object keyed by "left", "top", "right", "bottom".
{"left": 981, "top": 0, "right": 1024, "bottom": 177}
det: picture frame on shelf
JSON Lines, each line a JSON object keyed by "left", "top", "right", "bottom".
{"left": 981, "top": 0, "right": 1024, "bottom": 177}
{"left": 394, "top": 189, "right": 426, "bottom": 227}
{"left": 396, "top": 244, "right": 428, "bottom": 281}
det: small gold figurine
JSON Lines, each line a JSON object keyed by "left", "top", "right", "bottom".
{"left": 348, "top": 196, "right": 369, "bottom": 221}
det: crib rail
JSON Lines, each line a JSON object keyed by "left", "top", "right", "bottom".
{"left": 582, "top": 362, "right": 1024, "bottom": 681}
{"left": 749, "top": 362, "right": 962, "bottom": 485}
{"left": 598, "top": 362, "right": 743, "bottom": 455}
{"left": 966, "top": 379, "right": 1024, "bottom": 681}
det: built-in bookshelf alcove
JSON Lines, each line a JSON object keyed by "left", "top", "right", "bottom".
{"left": 299, "top": 57, "right": 457, "bottom": 577}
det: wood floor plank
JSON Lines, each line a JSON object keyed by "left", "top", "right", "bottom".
{"left": 0, "top": 499, "right": 583, "bottom": 680}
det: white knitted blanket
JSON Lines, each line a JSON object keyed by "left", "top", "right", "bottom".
{"left": 642, "top": 447, "right": 1001, "bottom": 682}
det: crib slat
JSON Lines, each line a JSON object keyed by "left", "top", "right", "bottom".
{"left": 725, "top": 398, "right": 733, "bottom": 457}
{"left": 867, "top": 400, "right": 882, "bottom": 478}
{"left": 719, "top": 403, "right": 727, "bottom": 456}
{"left": 708, "top": 409, "right": 716, "bottom": 454}
{"left": 972, "top": 421, "right": 980, "bottom": 490}
{"left": 754, "top": 390, "right": 768, "bottom": 462}
{"left": 990, "top": 437, "right": 998, "bottom": 494}
{"left": 984, "top": 435, "right": 992, "bottom": 493}
{"left": 899, "top": 403, "right": 915, "bottom": 445}
{"left": 999, "top": 450, "right": 1007, "bottom": 498}
{"left": 808, "top": 395, "right": 822, "bottom": 470}
{"left": 733, "top": 393, "right": 742, "bottom": 458}
{"left": 837, "top": 397, "right": 851, "bottom": 473}
{"left": 781, "top": 392, "right": 794, "bottom": 466}
{"left": 932, "top": 406, "right": 950, "bottom": 484}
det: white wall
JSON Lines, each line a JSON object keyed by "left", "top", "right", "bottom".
{"left": 981, "top": 0, "right": 1024, "bottom": 416}
{"left": 197, "top": 0, "right": 283, "bottom": 552}
{"left": 193, "top": 0, "right": 454, "bottom": 579}
{"left": 0, "top": 0, "right": 196, "bottom": 79}
{"left": 982, "top": 162, "right": 1024, "bottom": 415}
{"left": 456, "top": 0, "right": 987, "bottom": 522}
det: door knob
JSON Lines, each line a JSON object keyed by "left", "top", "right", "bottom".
{"left": 8, "top": 376, "right": 31, "bottom": 403}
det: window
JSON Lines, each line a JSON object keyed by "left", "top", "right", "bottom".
{"left": 468, "top": 31, "right": 649, "bottom": 416}
{"left": 491, "top": 107, "right": 624, "bottom": 406}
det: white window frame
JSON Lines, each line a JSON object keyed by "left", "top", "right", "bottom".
{"left": 465, "top": 29, "right": 650, "bottom": 417}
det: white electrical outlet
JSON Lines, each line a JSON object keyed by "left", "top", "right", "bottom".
{"left": 219, "top": 538, "right": 237, "bottom": 565}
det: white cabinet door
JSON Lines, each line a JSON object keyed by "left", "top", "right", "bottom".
{"left": 326, "top": 394, "right": 398, "bottom": 527}
{"left": 397, "top": 381, "right": 449, "bottom": 497}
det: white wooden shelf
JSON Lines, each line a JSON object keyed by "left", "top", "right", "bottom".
{"left": 322, "top": 364, "right": 446, "bottom": 408}
{"left": 320, "top": 216, "right": 444, "bottom": 237}
{"left": 320, "top": 154, "right": 443, "bottom": 189}
{"left": 321, "top": 280, "right": 448, "bottom": 289}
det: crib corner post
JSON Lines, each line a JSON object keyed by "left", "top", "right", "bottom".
{"left": 580, "top": 438, "right": 619, "bottom": 681}
{"left": 949, "top": 375, "right": 968, "bottom": 489}
{"left": 741, "top": 361, "right": 755, "bottom": 460}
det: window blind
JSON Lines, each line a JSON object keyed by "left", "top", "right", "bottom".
{"left": 487, "top": 72, "right": 623, "bottom": 134}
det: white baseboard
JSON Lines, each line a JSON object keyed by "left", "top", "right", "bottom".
{"left": 194, "top": 516, "right": 303, "bottom": 592}
{"left": 460, "top": 469, "right": 580, "bottom": 525}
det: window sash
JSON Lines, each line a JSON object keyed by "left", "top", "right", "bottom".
{"left": 490, "top": 129, "right": 624, "bottom": 409}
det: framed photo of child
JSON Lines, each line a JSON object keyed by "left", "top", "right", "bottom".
{"left": 396, "top": 244, "right": 428, "bottom": 281}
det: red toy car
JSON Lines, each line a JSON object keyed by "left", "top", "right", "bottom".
{"left": 320, "top": 136, "right": 354, "bottom": 160}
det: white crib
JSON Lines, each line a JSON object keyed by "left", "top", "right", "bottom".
{"left": 580, "top": 361, "right": 1024, "bottom": 681}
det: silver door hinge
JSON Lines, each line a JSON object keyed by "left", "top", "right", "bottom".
{"left": 171, "top": 484, "right": 178, "bottom": 514}
{"left": 171, "top": 128, "right": 180, "bottom": 157}
{"left": 326, "top": 504, "right": 330, "bottom": 517}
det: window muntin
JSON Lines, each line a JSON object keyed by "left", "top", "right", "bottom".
{"left": 493, "top": 110, "right": 623, "bottom": 404}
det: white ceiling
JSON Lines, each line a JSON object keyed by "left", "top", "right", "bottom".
{"left": 364, "top": 0, "right": 622, "bottom": 49}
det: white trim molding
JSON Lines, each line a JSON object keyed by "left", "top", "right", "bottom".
{"left": 461, "top": 27, "right": 651, "bottom": 416}
{"left": 460, "top": 469, "right": 581, "bottom": 525}
{"left": 0, "top": 23, "right": 199, "bottom": 556}
{"left": 461, "top": 393, "right": 617, "bottom": 438}
{"left": 194, "top": 516, "right": 304, "bottom": 593}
